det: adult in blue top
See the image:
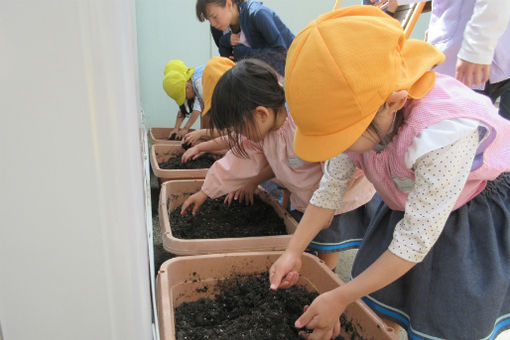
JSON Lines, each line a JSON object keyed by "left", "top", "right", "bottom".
{"left": 196, "top": 0, "right": 294, "bottom": 77}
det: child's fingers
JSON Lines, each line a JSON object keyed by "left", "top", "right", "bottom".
{"left": 295, "top": 307, "right": 314, "bottom": 329}
{"left": 297, "top": 331, "right": 308, "bottom": 339}
{"left": 224, "top": 193, "right": 233, "bottom": 205}
{"left": 269, "top": 264, "right": 284, "bottom": 290}
{"left": 279, "top": 271, "right": 299, "bottom": 289}
{"left": 332, "top": 321, "right": 341, "bottom": 339}
{"left": 181, "top": 200, "right": 191, "bottom": 215}
{"left": 192, "top": 201, "right": 200, "bottom": 215}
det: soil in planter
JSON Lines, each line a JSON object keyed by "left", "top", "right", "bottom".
{"left": 175, "top": 273, "right": 364, "bottom": 340}
{"left": 170, "top": 195, "right": 287, "bottom": 239}
{"left": 159, "top": 154, "right": 216, "bottom": 170}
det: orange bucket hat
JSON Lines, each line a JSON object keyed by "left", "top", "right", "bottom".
{"left": 285, "top": 5, "right": 445, "bottom": 162}
{"left": 202, "top": 57, "right": 235, "bottom": 116}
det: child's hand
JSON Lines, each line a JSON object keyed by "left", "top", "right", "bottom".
{"left": 183, "top": 130, "right": 204, "bottom": 146}
{"left": 167, "top": 128, "right": 178, "bottom": 140}
{"left": 182, "top": 146, "right": 204, "bottom": 163}
{"left": 181, "top": 191, "right": 208, "bottom": 215}
{"left": 224, "top": 182, "right": 258, "bottom": 206}
{"left": 269, "top": 251, "right": 302, "bottom": 290}
{"left": 230, "top": 33, "right": 241, "bottom": 46}
{"left": 175, "top": 128, "right": 189, "bottom": 140}
{"left": 295, "top": 291, "right": 345, "bottom": 340}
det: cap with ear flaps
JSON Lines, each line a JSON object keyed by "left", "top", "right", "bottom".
{"left": 284, "top": 5, "right": 445, "bottom": 162}
{"left": 202, "top": 57, "right": 235, "bottom": 116}
{"left": 162, "top": 60, "right": 195, "bottom": 106}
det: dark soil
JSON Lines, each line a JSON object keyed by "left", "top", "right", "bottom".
{"left": 168, "top": 133, "right": 178, "bottom": 140}
{"left": 159, "top": 154, "right": 216, "bottom": 169}
{"left": 175, "top": 273, "right": 363, "bottom": 340}
{"left": 181, "top": 142, "right": 192, "bottom": 150}
{"left": 170, "top": 195, "right": 287, "bottom": 239}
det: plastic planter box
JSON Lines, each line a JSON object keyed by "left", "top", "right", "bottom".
{"left": 149, "top": 127, "right": 196, "bottom": 145}
{"left": 159, "top": 179, "right": 298, "bottom": 255}
{"left": 156, "top": 252, "right": 399, "bottom": 340}
{"left": 150, "top": 144, "right": 219, "bottom": 182}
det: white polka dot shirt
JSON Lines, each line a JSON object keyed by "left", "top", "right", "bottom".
{"left": 310, "top": 129, "right": 480, "bottom": 262}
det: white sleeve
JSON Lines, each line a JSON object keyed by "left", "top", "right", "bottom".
{"left": 309, "top": 154, "right": 356, "bottom": 210}
{"left": 388, "top": 129, "right": 479, "bottom": 262}
{"left": 192, "top": 78, "right": 203, "bottom": 112}
{"left": 458, "top": 0, "right": 510, "bottom": 65}
{"left": 404, "top": 118, "right": 481, "bottom": 169}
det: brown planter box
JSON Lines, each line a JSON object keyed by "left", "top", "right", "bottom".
{"left": 156, "top": 252, "right": 399, "bottom": 340}
{"left": 150, "top": 144, "right": 219, "bottom": 182}
{"left": 159, "top": 179, "right": 298, "bottom": 255}
{"left": 149, "top": 127, "right": 195, "bottom": 145}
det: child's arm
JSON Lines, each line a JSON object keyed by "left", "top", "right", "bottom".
{"left": 183, "top": 128, "right": 223, "bottom": 146}
{"left": 168, "top": 110, "right": 186, "bottom": 139}
{"left": 176, "top": 110, "right": 201, "bottom": 139}
{"left": 224, "top": 164, "right": 275, "bottom": 205}
{"left": 270, "top": 153, "right": 356, "bottom": 288}
{"left": 181, "top": 136, "right": 230, "bottom": 163}
{"left": 293, "top": 250, "right": 415, "bottom": 339}
{"left": 181, "top": 141, "right": 270, "bottom": 214}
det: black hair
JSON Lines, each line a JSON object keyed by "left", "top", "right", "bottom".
{"left": 196, "top": 0, "right": 242, "bottom": 22}
{"left": 178, "top": 98, "right": 195, "bottom": 118}
{"left": 367, "top": 106, "right": 405, "bottom": 148}
{"left": 208, "top": 58, "right": 286, "bottom": 158}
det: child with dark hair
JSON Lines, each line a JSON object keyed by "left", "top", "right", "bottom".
{"left": 270, "top": 6, "right": 510, "bottom": 340}
{"left": 162, "top": 60, "right": 204, "bottom": 140}
{"left": 195, "top": 0, "right": 294, "bottom": 78}
{"left": 181, "top": 58, "right": 376, "bottom": 270}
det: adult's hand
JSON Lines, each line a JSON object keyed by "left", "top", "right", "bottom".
{"left": 456, "top": 58, "right": 491, "bottom": 88}
{"left": 230, "top": 33, "right": 241, "bottom": 46}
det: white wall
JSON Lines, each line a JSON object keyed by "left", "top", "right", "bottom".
{"left": 135, "top": 0, "right": 429, "bottom": 129}
{"left": 0, "top": 1, "right": 153, "bottom": 340}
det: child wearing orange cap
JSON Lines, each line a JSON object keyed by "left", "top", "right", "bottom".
{"left": 180, "top": 57, "right": 237, "bottom": 149}
{"left": 162, "top": 60, "right": 204, "bottom": 140}
{"left": 269, "top": 6, "right": 510, "bottom": 340}
{"left": 180, "top": 58, "right": 376, "bottom": 270}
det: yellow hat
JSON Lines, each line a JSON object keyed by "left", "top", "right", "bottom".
{"left": 164, "top": 60, "right": 187, "bottom": 76}
{"left": 202, "top": 57, "right": 235, "bottom": 116}
{"left": 162, "top": 60, "right": 195, "bottom": 106}
{"left": 285, "top": 6, "right": 445, "bottom": 162}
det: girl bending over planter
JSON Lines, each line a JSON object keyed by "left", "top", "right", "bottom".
{"left": 181, "top": 57, "right": 376, "bottom": 270}
{"left": 269, "top": 6, "right": 510, "bottom": 340}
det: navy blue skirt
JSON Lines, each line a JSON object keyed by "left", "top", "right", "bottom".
{"left": 289, "top": 196, "right": 380, "bottom": 253}
{"left": 351, "top": 173, "right": 510, "bottom": 339}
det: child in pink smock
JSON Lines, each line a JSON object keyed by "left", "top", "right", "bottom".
{"left": 270, "top": 6, "right": 510, "bottom": 340}
{"left": 181, "top": 58, "right": 375, "bottom": 270}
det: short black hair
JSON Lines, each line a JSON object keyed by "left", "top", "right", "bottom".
{"left": 196, "top": 0, "right": 241, "bottom": 22}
